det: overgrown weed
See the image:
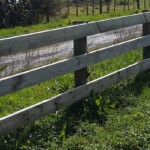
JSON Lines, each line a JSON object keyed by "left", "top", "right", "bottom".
{"left": 0, "top": 70, "right": 149, "bottom": 149}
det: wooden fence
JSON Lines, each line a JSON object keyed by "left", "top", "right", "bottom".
{"left": 0, "top": 12, "right": 150, "bottom": 134}
{"left": 57, "top": 0, "right": 150, "bottom": 17}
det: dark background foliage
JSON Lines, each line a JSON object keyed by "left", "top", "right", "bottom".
{"left": 0, "top": 0, "right": 57, "bottom": 28}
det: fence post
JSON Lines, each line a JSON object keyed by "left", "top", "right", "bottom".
{"left": 124, "top": 0, "right": 126, "bottom": 12}
{"left": 86, "top": 0, "right": 89, "bottom": 15}
{"left": 58, "top": 0, "right": 61, "bottom": 20}
{"left": 67, "top": 0, "right": 70, "bottom": 16}
{"left": 76, "top": 0, "right": 79, "bottom": 17}
{"left": 99, "top": 0, "right": 103, "bottom": 14}
{"left": 144, "top": 0, "right": 146, "bottom": 10}
{"left": 68, "top": 21, "right": 88, "bottom": 116}
{"left": 128, "top": 0, "right": 130, "bottom": 10}
{"left": 92, "top": 0, "right": 95, "bottom": 15}
{"left": 114, "top": 0, "right": 116, "bottom": 12}
{"left": 143, "top": 10, "right": 150, "bottom": 59}
{"left": 73, "top": 21, "right": 88, "bottom": 87}
{"left": 137, "top": 0, "right": 140, "bottom": 9}
{"left": 133, "top": 0, "right": 135, "bottom": 9}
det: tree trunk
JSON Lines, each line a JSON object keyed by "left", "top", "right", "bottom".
{"left": 46, "top": 7, "right": 49, "bottom": 22}
{"left": 137, "top": 0, "right": 140, "bottom": 9}
{"left": 99, "top": 0, "right": 102, "bottom": 14}
{"left": 114, "top": 0, "right": 116, "bottom": 12}
{"left": 58, "top": 0, "right": 61, "bottom": 19}
{"left": 86, "top": 0, "right": 88, "bottom": 15}
{"left": 92, "top": 0, "right": 95, "bottom": 15}
{"left": 67, "top": 0, "right": 70, "bottom": 16}
{"left": 76, "top": 0, "right": 78, "bottom": 17}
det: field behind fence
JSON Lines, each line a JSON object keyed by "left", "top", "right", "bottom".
{"left": 55, "top": 0, "right": 150, "bottom": 18}
{"left": 0, "top": 12, "right": 150, "bottom": 135}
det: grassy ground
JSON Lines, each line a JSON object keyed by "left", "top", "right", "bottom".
{"left": 0, "top": 5, "right": 150, "bottom": 150}
{"left": 0, "top": 49, "right": 149, "bottom": 149}
{"left": 0, "top": 0, "right": 149, "bottom": 38}
{"left": 0, "top": 9, "right": 145, "bottom": 39}
{"left": 3, "top": 74, "right": 150, "bottom": 150}
{"left": 0, "top": 49, "right": 143, "bottom": 117}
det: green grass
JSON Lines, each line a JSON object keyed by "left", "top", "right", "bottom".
{"left": 0, "top": 9, "right": 142, "bottom": 38}
{"left": 0, "top": 0, "right": 149, "bottom": 39}
{"left": 0, "top": 49, "right": 142, "bottom": 117}
{"left": 0, "top": 48, "right": 149, "bottom": 149}
{"left": 0, "top": 6, "right": 150, "bottom": 150}
{"left": 0, "top": 71, "right": 149, "bottom": 150}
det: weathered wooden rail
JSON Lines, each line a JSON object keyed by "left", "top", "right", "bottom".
{"left": 0, "top": 12, "right": 150, "bottom": 134}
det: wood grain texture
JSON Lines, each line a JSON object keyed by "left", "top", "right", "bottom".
{"left": 74, "top": 36, "right": 88, "bottom": 87}
{"left": 72, "top": 27, "right": 88, "bottom": 113}
{"left": 0, "top": 12, "right": 150, "bottom": 56}
{"left": 143, "top": 13, "right": 150, "bottom": 59}
{"left": 0, "top": 35, "right": 150, "bottom": 97}
{"left": 0, "top": 58, "right": 150, "bottom": 134}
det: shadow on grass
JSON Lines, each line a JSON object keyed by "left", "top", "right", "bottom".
{"left": 132, "top": 70, "right": 150, "bottom": 95}
{"left": 0, "top": 71, "right": 149, "bottom": 150}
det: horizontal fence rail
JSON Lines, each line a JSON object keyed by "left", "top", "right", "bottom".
{"left": 0, "top": 35, "right": 150, "bottom": 97}
{"left": 0, "top": 12, "right": 150, "bottom": 56}
{"left": 0, "top": 12, "right": 150, "bottom": 134}
{"left": 0, "top": 58, "right": 150, "bottom": 134}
